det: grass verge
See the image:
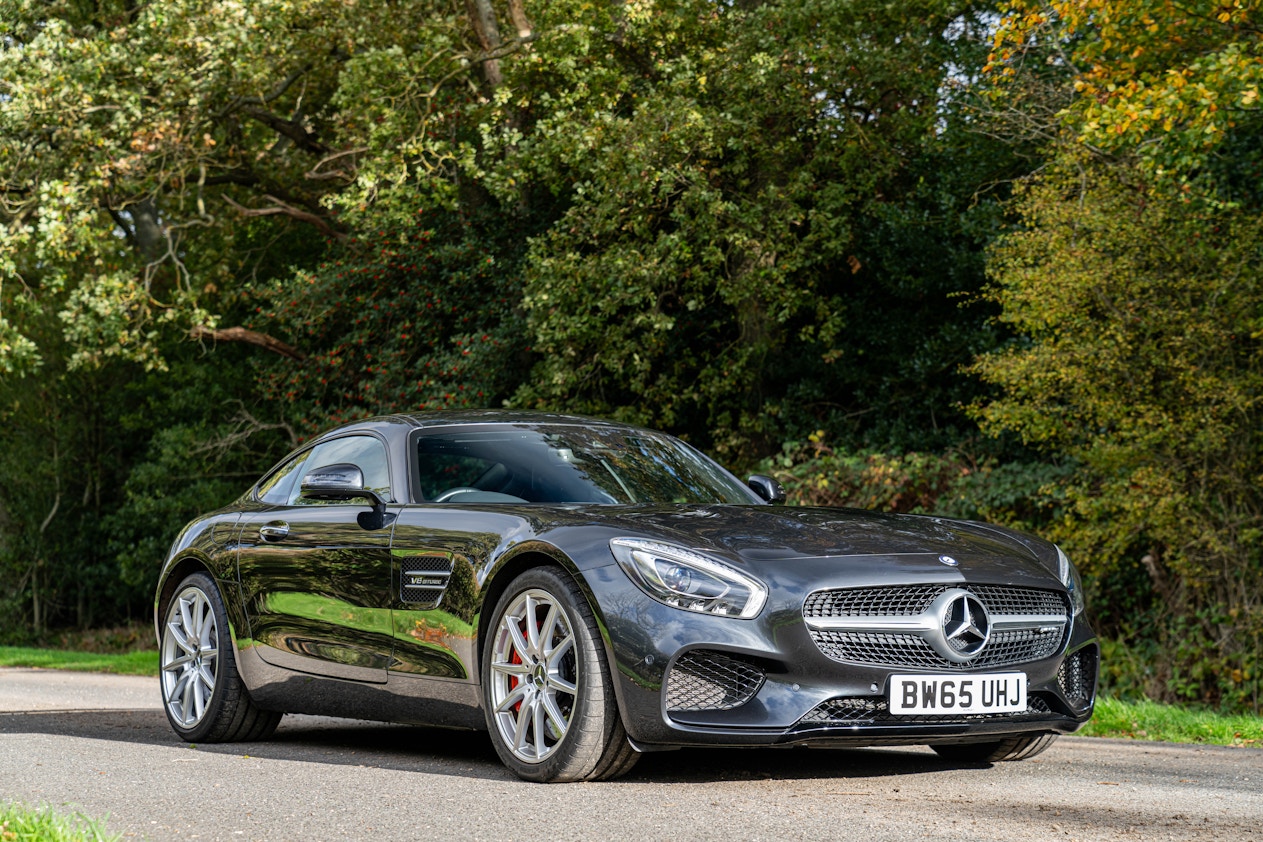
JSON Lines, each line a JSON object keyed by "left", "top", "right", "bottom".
{"left": 0, "top": 647, "right": 158, "bottom": 677}
{"left": 0, "top": 802, "right": 120, "bottom": 842}
{"left": 1080, "top": 696, "right": 1262, "bottom": 747}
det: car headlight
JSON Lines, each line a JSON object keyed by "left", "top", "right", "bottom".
{"left": 1056, "top": 545, "right": 1086, "bottom": 617}
{"left": 609, "top": 538, "right": 767, "bottom": 619}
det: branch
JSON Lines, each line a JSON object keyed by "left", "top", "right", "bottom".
{"left": 190, "top": 325, "right": 306, "bottom": 361}
{"left": 506, "top": 0, "right": 532, "bottom": 38}
{"left": 218, "top": 64, "right": 314, "bottom": 118}
{"left": 240, "top": 106, "right": 330, "bottom": 155}
{"left": 202, "top": 168, "right": 259, "bottom": 188}
{"left": 465, "top": 0, "right": 505, "bottom": 87}
{"left": 192, "top": 406, "right": 301, "bottom": 455}
{"left": 305, "top": 147, "right": 368, "bottom": 182}
{"left": 221, "top": 194, "right": 345, "bottom": 240}
{"left": 240, "top": 64, "right": 314, "bottom": 108}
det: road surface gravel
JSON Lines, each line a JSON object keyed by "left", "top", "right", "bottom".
{"left": 1, "top": 667, "right": 1260, "bottom": 841}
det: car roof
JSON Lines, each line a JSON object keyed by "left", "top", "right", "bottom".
{"left": 313, "top": 410, "right": 643, "bottom": 439}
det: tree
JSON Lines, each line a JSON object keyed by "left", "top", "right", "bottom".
{"left": 0, "top": 0, "right": 489, "bottom": 370}
{"left": 252, "top": 207, "right": 530, "bottom": 432}
{"left": 482, "top": 0, "right": 1017, "bottom": 457}
{"left": 0, "top": 0, "right": 511, "bottom": 638}
{"left": 978, "top": 0, "right": 1263, "bottom": 707}
{"left": 988, "top": 0, "right": 1263, "bottom": 182}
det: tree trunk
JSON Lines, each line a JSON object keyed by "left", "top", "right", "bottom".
{"left": 465, "top": 0, "right": 504, "bottom": 87}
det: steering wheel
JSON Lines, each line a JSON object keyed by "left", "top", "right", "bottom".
{"left": 433, "top": 487, "right": 481, "bottom": 502}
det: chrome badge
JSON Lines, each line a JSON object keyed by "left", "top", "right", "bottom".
{"left": 938, "top": 555, "right": 959, "bottom": 567}
{"left": 926, "top": 588, "right": 992, "bottom": 663}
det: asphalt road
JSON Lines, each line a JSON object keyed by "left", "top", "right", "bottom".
{"left": 1, "top": 667, "right": 1261, "bottom": 842}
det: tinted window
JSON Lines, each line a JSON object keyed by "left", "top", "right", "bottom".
{"left": 256, "top": 452, "right": 309, "bottom": 505}
{"left": 294, "top": 435, "right": 391, "bottom": 505}
{"left": 414, "top": 425, "right": 757, "bottom": 504}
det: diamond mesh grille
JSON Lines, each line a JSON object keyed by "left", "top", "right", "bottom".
{"left": 810, "top": 628, "right": 1063, "bottom": 670}
{"left": 1058, "top": 645, "right": 1098, "bottom": 708}
{"left": 403, "top": 555, "right": 452, "bottom": 572}
{"left": 665, "top": 650, "right": 766, "bottom": 712}
{"left": 804, "top": 584, "right": 1069, "bottom": 670}
{"left": 803, "top": 585, "right": 1065, "bottom": 620}
{"left": 803, "top": 586, "right": 944, "bottom": 619}
{"left": 969, "top": 585, "right": 1066, "bottom": 616}
{"left": 798, "top": 694, "right": 1053, "bottom": 727}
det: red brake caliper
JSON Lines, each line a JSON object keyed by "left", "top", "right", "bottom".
{"left": 509, "top": 622, "right": 524, "bottom": 714}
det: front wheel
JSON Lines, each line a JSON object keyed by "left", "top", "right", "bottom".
{"left": 159, "top": 571, "right": 281, "bottom": 743}
{"left": 931, "top": 733, "right": 1058, "bottom": 763}
{"left": 482, "top": 566, "right": 637, "bottom": 782}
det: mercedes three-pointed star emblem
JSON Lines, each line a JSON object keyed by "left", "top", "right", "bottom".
{"left": 925, "top": 588, "right": 992, "bottom": 663}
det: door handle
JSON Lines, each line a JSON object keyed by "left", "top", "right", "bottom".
{"left": 259, "top": 522, "right": 290, "bottom": 541}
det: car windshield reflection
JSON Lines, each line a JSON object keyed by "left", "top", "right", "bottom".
{"left": 413, "top": 425, "right": 759, "bottom": 505}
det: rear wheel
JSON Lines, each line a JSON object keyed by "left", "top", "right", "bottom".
{"left": 159, "top": 571, "right": 280, "bottom": 743}
{"left": 931, "top": 733, "right": 1058, "bottom": 763}
{"left": 482, "top": 566, "right": 638, "bottom": 782}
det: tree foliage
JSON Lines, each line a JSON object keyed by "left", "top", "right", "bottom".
{"left": 252, "top": 207, "right": 529, "bottom": 432}
{"left": 0, "top": 0, "right": 479, "bottom": 369}
{"left": 989, "top": 0, "right": 1263, "bottom": 178}
{"left": 973, "top": 156, "right": 1263, "bottom": 705}
{"left": 484, "top": 0, "right": 1012, "bottom": 456}
{"left": 978, "top": 1, "right": 1263, "bottom": 707}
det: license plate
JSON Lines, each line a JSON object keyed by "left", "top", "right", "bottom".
{"left": 888, "top": 673, "right": 1027, "bottom": 715}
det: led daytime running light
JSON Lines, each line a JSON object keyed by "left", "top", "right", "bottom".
{"left": 610, "top": 538, "right": 767, "bottom": 619}
{"left": 1056, "top": 545, "right": 1086, "bottom": 617}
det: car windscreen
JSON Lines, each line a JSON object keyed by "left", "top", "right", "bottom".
{"left": 412, "top": 424, "right": 759, "bottom": 504}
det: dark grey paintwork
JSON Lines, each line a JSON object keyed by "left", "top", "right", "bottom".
{"left": 154, "top": 412, "right": 1097, "bottom": 751}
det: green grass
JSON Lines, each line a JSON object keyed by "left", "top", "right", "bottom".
{"left": 0, "top": 802, "right": 120, "bottom": 842}
{"left": 0, "top": 647, "right": 158, "bottom": 677}
{"left": 1080, "top": 696, "right": 1262, "bottom": 747}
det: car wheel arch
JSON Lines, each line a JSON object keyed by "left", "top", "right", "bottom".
{"left": 154, "top": 554, "right": 246, "bottom": 651}
{"left": 476, "top": 544, "right": 628, "bottom": 713}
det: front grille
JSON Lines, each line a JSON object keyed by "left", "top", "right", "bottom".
{"left": 970, "top": 585, "right": 1066, "bottom": 616}
{"left": 665, "top": 650, "right": 765, "bottom": 712}
{"left": 797, "top": 694, "right": 1053, "bottom": 728}
{"left": 1058, "top": 645, "right": 1098, "bottom": 709}
{"left": 802, "top": 585, "right": 1065, "bottom": 620}
{"left": 804, "top": 586, "right": 943, "bottom": 620}
{"left": 804, "top": 584, "right": 1069, "bottom": 671}
{"left": 809, "top": 628, "right": 1063, "bottom": 670}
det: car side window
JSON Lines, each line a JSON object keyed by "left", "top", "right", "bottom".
{"left": 291, "top": 435, "right": 391, "bottom": 506}
{"left": 414, "top": 452, "right": 499, "bottom": 501}
{"left": 256, "top": 452, "right": 310, "bottom": 505}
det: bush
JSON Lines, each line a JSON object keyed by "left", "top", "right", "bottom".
{"left": 757, "top": 436, "right": 1072, "bottom": 534}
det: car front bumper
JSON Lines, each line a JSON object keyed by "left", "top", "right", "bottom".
{"left": 580, "top": 562, "right": 1099, "bottom": 750}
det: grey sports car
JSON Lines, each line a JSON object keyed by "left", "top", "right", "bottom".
{"left": 154, "top": 412, "right": 1098, "bottom": 782}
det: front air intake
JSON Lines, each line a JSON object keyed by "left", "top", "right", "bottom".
{"left": 1057, "top": 644, "right": 1099, "bottom": 710}
{"left": 664, "top": 650, "right": 765, "bottom": 713}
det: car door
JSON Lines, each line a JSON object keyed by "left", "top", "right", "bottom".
{"left": 386, "top": 430, "right": 529, "bottom": 681}
{"left": 236, "top": 433, "right": 397, "bottom": 683}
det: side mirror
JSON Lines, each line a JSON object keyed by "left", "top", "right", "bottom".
{"left": 747, "top": 474, "right": 786, "bottom": 505}
{"left": 300, "top": 462, "right": 388, "bottom": 514}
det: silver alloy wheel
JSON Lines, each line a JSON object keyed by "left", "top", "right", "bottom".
{"left": 488, "top": 587, "right": 578, "bottom": 764}
{"left": 161, "top": 584, "right": 220, "bottom": 729}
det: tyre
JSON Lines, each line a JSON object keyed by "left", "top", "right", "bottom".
{"left": 931, "top": 733, "right": 1058, "bottom": 763}
{"left": 159, "top": 571, "right": 281, "bottom": 743}
{"left": 482, "top": 566, "right": 638, "bottom": 782}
